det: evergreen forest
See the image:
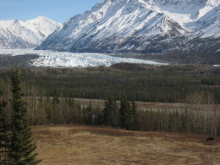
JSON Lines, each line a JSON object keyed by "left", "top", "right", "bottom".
{"left": 1, "top": 63, "right": 220, "bottom": 103}
{"left": 0, "top": 63, "right": 220, "bottom": 146}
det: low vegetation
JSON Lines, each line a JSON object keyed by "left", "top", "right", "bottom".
{"left": 33, "top": 125, "right": 220, "bottom": 165}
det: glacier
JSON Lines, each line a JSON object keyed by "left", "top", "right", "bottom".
{"left": 0, "top": 49, "right": 168, "bottom": 68}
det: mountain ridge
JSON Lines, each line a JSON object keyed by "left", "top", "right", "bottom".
{"left": 36, "top": 0, "right": 220, "bottom": 54}
{"left": 1, "top": 0, "right": 219, "bottom": 54}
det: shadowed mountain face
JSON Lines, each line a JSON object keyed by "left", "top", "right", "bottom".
{"left": 36, "top": 0, "right": 220, "bottom": 55}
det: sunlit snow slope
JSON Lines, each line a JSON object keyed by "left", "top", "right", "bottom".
{"left": 0, "top": 49, "right": 167, "bottom": 67}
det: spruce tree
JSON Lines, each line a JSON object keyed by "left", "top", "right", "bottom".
{"left": 103, "top": 97, "right": 118, "bottom": 127}
{"left": 111, "top": 98, "right": 118, "bottom": 127}
{"left": 103, "top": 98, "right": 112, "bottom": 126}
{"left": 131, "top": 98, "right": 139, "bottom": 131}
{"left": 45, "top": 95, "right": 52, "bottom": 124}
{"left": 0, "top": 84, "right": 9, "bottom": 164}
{"left": 8, "top": 66, "right": 40, "bottom": 164}
{"left": 120, "top": 97, "right": 130, "bottom": 129}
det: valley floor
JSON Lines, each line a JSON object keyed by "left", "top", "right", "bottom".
{"left": 32, "top": 125, "right": 220, "bottom": 165}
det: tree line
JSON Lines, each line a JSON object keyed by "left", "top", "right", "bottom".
{"left": 11, "top": 91, "right": 219, "bottom": 136}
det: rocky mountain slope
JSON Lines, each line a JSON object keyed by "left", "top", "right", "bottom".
{"left": 0, "top": 16, "right": 62, "bottom": 49}
{"left": 36, "top": 0, "right": 220, "bottom": 54}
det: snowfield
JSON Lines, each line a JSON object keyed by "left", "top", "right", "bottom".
{"left": 0, "top": 49, "right": 168, "bottom": 68}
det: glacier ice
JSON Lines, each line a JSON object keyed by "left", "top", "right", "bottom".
{"left": 0, "top": 49, "right": 168, "bottom": 68}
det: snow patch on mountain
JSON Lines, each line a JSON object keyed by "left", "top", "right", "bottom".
{"left": 0, "top": 49, "right": 168, "bottom": 67}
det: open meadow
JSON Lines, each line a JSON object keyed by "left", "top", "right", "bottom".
{"left": 32, "top": 125, "right": 220, "bottom": 165}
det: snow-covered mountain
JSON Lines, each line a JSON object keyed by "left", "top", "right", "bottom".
{"left": 0, "top": 16, "right": 62, "bottom": 49}
{"left": 36, "top": 0, "right": 220, "bottom": 54}
{"left": 195, "top": 5, "right": 220, "bottom": 38}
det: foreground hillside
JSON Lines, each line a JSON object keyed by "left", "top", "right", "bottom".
{"left": 33, "top": 125, "right": 220, "bottom": 165}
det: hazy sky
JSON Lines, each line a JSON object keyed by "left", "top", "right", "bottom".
{"left": 0, "top": 0, "right": 103, "bottom": 23}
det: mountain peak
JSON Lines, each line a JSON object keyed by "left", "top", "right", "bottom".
{"left": 30, "top": 16, "right": 60, "bottom": 24}
{"left": 0, "top": 16, "right": 62, "bottom": 49}
{"left": 36, "top": 16, "right": 48, "bottom": 19}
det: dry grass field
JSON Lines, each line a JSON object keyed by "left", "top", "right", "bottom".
{"left": 32, "top": 125, "right": 220, "bottom": 165}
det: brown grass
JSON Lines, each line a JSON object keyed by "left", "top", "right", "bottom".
{"left": 32, "top": 125, "right": 220, "bottom": 165}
